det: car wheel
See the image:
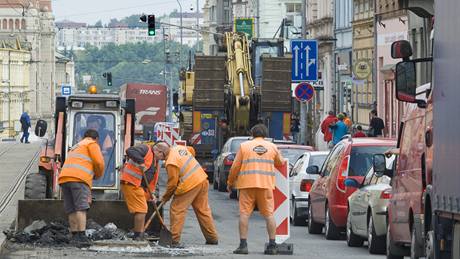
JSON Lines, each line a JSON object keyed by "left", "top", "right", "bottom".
{"left": 293, "top": 199, "right": 307, "bottom": 226}
{"left": 410, "top": 227, "right": 424, "bottom": 259}
{"left": 307, "top": 202, "right": 323, "bottom": 234}
{"left": 386, "top": 225, "right": 406, "bottom": 259}
{"left": 217, "top": 170, "right": 227, "bottom": 192}
{"left": 325, "top": 206, "right": 340, "bottom": 240}
{"left": 368, "top": 215, "right": 385, "bottom": 254}
{"left": 346, "top": 210, "right": 364, "bottom": 247}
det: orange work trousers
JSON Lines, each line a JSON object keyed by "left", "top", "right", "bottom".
{"left": 170, "top": 180, "right": 218, "bottom": 243}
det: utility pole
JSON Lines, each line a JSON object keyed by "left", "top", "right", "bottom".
{"left": 299, "top": 0, "right": 307, "bottom": 145}
{"left": 196, "top": 0, "right": 200, "bottom": 51}
{"left": 176, "top": 0, "right": 183, "bottom": 67}
{"left": 256, "top": 0, "right": 260, "bottom": 38}
{"left": 8, "top": 50, "right": 12, "bottom": 138}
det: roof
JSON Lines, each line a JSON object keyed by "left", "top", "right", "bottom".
{"left": 343, "top": 137, "right": 396, "bottom": 146}
{"left": 276, "top": 144, "right": 315, "bottom": 151}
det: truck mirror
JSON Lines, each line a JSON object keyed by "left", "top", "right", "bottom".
{"left": 35, "top": 120, "right": 47, "bottom": 137}
{"left": 373, "top": 154, "right": 386, "bottom": 177}
{"left": 391, "top": 40, "right": 413, "bottom": 59}
{"left": 395, "top": 61, "right": 417, "bottom": 103}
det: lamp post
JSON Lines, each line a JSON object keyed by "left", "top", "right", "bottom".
{"left": 176, "top": 0, "right": 183, "bottom": 67}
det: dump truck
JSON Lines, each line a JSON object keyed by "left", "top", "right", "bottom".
{"left": 120, "top": 83, "right": 167, "bottom": 141}
{"left": 179, "top": 33, "right": 292, "bottom": 180}
{"left": 19, "top": 90, "right": 162, "bottom": 233}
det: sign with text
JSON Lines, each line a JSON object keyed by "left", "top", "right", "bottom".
{"left": 234, "top": 18, "right": 254, "bottom": 40}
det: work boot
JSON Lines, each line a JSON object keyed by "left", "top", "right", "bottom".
{"left": 205, "top": 239, "right": 218, "bottom": 245}
{"left": 171, "top": 242, "right": 185, "bottom": 248}
{"left": 264, "top": 243, "right": 278, "bottom": 255}
{"left": 70, "top": 232, "right": 92, "bottom": 248}
{"left": 233, "top": 246, "right": 249, "bottom": 254}
{"left": 133, "top": 232, "right": 145, "bottom": 241}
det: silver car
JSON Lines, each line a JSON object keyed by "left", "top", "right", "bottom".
{"left": 345, "top": 155, "right": 395, "bottom": 254}
{"left": 289, "top": 151, "right": 328, "bottom": 226}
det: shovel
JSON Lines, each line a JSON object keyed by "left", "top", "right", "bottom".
{"left": 144, "top": 200, "right": 164, "bottom": 231}
{"left": 141, "top": 170, "right": 173, "bottom": 247}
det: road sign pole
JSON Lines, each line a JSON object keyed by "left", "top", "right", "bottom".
{"left": 300, "top": 0, "right": 307, "bottom": 145}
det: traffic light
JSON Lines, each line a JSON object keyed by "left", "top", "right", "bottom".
{"left": 148, "top": 15, "right": 155, "bottom": 36}
{"left": 103, "top": 72, "right": 112, "bottom": 87}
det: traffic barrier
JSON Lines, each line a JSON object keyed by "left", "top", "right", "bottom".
{"left": 154, "top": 122, "right": 181, "bottom": 146}
{"left": 190, "top": 133, "right": 202, "bottom": 145}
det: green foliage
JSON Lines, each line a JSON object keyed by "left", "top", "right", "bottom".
{"left": 74, "top": 41, "right": 195, "bottom": 92}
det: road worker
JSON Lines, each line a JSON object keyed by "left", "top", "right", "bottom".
{"left": 120, "top": 143, "right": 160, "bottom": 241}
{"left": 152, "top": 142, "right": 219, "bottom": 246}
{"left": 186, "top": 145, "right": 196, "bottom": 157}
{"left": 58, "top": 129, "right": 105, "bottom": 248}
{"left": 227, "top": 124, "right": 284, "bottom": 255}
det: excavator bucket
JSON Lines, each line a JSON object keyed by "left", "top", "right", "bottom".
{"left": 16, "top": 199, "right": 163, "bottom": 234}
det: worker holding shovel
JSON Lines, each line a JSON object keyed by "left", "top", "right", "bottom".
{"left": 152, "top": 142, "right": 219, "bottom": 247}
{"left": 120, "top": 143, "right": 159, "bottom": 241}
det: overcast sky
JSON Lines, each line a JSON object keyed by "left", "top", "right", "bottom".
{"left": 52, "top": 0, "right": 204, "bottom": 24}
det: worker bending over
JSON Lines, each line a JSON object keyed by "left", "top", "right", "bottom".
{"left": 58, "top": 129, "right": 105, "bottom": 247}
{"left": 120, "top": 143, "right": 159, "bottom": 241}
{"left": 227, "top": 124, "right": 284, "bottom": 255}
{"left": 152, "top": 142, "right": 218, "bottom": 246}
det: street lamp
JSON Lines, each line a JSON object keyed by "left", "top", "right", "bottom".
{"left": 176, "top": 0, "right": 183, "bottom": 67}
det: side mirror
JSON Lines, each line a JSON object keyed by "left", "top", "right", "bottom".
{"left": 306, "top": 165, "right": 319, "bottom": 175}
{"left": 344, "top": 178, "right": 361, "bottom": 189}
{"left": 395, "top": 61, "right": 417, "bottom": 103}
{"left": 35, "top": 120, "right": 47, "bottom": 137}
{"left": 391, "top": 40, "right": 413, "bottom": 59}
{"left": 373, "top": 154, "right": 387, "bottom": 177}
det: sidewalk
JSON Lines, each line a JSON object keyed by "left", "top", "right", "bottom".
{"left": 0, "top": 142, "right": 41, "bottom": 251}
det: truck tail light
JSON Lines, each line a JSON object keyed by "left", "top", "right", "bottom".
{"left": 380, "top": 188, "right": 392, "bottom": 199}
{"left": 224, "top": 154, "right": 235, "bottom": 166}
{"left": 337, "top": 155, "right": 349, "bottom": 192}
{"left": 300, "top": 179, "right": 314, "bottom": 192}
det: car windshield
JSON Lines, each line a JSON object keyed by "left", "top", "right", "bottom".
{"left": 73, "top": 112, "right": 116, "bottom": 187}
{"left": 309, "top": 155, "right": 328, "bottom": 168}
{"left": 349, "top": 146, "right": 394, "bottom": 177}
{"left": 230, "top": 139, "right": 249, "bottom": 152}
{"left": 280, "top": 148, "right": 308, "bottom": 163}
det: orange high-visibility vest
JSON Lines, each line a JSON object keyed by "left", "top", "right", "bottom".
{"left": 59, "top": 138, "right": 105, "bottom": 188}
{"left": 120, "top": 147, "right": 154, "bottom": 187}
{"left": 232, "top": 138, "right": 282, "bottom": 190}
{"left": 165, "top": 146, "right": 207, "bottom": 195}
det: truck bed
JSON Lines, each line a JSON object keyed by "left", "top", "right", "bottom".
{"left": 193, "top": 54, "right": 226, "bottom": 109}
{"left": 260, "top": 55, "right": 292, "bottom": 112}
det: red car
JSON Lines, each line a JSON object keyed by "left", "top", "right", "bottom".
{"left": 307, "top": 137, "right": 396, "bottom": 240}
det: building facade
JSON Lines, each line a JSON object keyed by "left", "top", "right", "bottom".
{"left": 55, "top": 52, "right": 75, "bottom": 97}
{"left": 0, "top": 0, "right": 56, "bottom": 136}
{"left": 351, "top": 0, "right": 375, "bottom": 127}
{"left": 202, "top": 0, "right": 233, "bottom": 55}
{"left": 167, "top": 12, "right": 203, "bottom": 47}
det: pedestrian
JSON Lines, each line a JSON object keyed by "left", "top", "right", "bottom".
{"left": 152, "top": 142, "right": 219, "bottom": 247}
{"left": 58, "top": 129, "right": 105, "bottom": 248}
{"left": 353, "top": 125, "right": 367, "bottom": 138}
{"left": 329, "top": 113, "right": 348, "bottom": 145}
{"left": 320, "top": 111, "right": 337, "bottom": 147}
{"left": 290, "top": 117, "right": 300, "bottom": 143}
{"left": 369, "top": 110, "right": 385, "bottom": 137}
{"left": 343, "top": 112, "right": 353, "bottom": 129}
{"left": 219, "top": 118, "right": 231, "bottom": 144}
{"left": 120, "top": 143, "right": 160, "bottom": 241}
{"left": 19, "top": 111, "right": 31, "bottom": 143}
{"left": 227, "top": 124, "right": 284, "bottom": 255}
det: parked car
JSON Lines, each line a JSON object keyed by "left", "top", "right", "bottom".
{"left": 213, "top": 136, "right": 251, "bottom": 192}
{"left": 276, "top": 144, "right": 315, "bottom": 170}
{"left": 289, "top": 151, "right": 329, "bottom": 226}
{"left": 345, "top": 154, "right": 396, "bottom": 254}
{"left": 307, "top": 137, "right": 396, "bottom": 240}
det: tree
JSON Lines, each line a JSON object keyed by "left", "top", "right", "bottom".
{"left": 94, "top": 20, "right": 103, "bottom": 28}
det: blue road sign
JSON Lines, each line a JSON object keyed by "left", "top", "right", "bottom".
{"left": 294, "top": 82, "right": 315, "bottom": 102}
{"left": 61, "top": 85, "right": 72, "bottom": 96}
{"left": 291, "top": 39, "right": 318, "bottom": 82}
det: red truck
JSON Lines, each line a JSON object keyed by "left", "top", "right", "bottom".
{"left": 120, "top": 83, "right": 167, "bottom": 139}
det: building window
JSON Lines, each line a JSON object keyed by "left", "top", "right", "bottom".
{"left": 354, "top": 1, "right": 359, "bottom": 15}
{"left": 21, "top": 19, "right": 26, "bottom": 29}
{"left": 286, "top": 3, "right": 301, "bottom": 13}
{"left": 15, "top": 19, "right": 20, "bottom": 30}
{"left": 9, "top": 19, "right": 13, "bottom": 30}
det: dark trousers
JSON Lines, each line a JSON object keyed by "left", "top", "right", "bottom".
{"left": 20, "top": 129, "right": 29, "bottom": 143}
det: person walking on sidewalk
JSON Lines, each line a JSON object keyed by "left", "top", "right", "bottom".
{"left": 19, "top": 111, "right": 31, "bottom": 143}
{"left": 58, "top": 129, "right": 105, "bottom": 247}
{"left": 320, "top": 111, "right": 337, "bottom": 147}
{"left": 329, "top": 113, "right": 348, "bottom": 146}
{"left": 227, "top": 124, "right": 284, "bottom": 255}
{"left": 120, "top": 143, "right": 159, "bottom": 241}
{"left": 152, "top": 142, "right": 219, "bottom": 247}
{"left": 353, "top": 125, "right": 367, "bottom": 138}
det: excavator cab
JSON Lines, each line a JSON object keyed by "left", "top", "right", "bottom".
{"left": 16, "top": 91, "right": 163, "bottom": 233}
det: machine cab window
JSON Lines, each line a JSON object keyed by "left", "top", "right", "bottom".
{"left": 73, "top": 113, "right": 116, "bottom": 187}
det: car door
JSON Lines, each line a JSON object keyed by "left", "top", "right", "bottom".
{"left": 311, "top": 144, "right": 345, "bottom": 224}
{"left": 217, "top": 141, "right": 230, "bottom": 181}
{"left": 290, "top": 155, "right": 306, "bottom": 200}
{"left": 353, "top": 169, "right": 375, "bottom": 236}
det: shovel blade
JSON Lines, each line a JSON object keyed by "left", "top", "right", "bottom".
{"left": 158, "top": 227, "right": 173, "bottom": 247}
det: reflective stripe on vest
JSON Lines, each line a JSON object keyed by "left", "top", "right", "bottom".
{"left": 180, "top": 163, "right": 201, "bottom": 182}
{"left": 122, "top": 167, "right": 143, "bottom": 180}
{"left": 62, "top": 164, "right": 94, "bottom": 176}
{"left": 241, "top": 158, "right": 274, "bottom": 165}
{"left": 67, "top": 153, "right": 92, "bottom": 163}
{"left": 180, "top": 156, "right": 194, "bottom": 175}
{"left": 128, "top": 159, "right": 142, "bottom": 168}
{"left": 239, "top": 170, "right": 276, "bottom": 177}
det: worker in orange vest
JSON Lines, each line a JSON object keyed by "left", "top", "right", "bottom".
{"left": 58, "top": 129, "right": 105, "bottom": 248}
{"left": 152, "top": 142, "right": 218, "bottom": 246}
{"left": 227, "top": 124, "right": 284, "bottom": 255}
{"left": 186, "top": 145, "right": 196, "bottom": 157}
{"left": 120, "top": 143, "right": 159, "bottom": 241}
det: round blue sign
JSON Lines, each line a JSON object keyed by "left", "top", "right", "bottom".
{"left": 295, "top": 83, "right": 315, "bottom": 102}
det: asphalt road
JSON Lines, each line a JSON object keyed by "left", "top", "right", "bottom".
{"left": 1, "top": 166, "right": 385, "bottom": 259}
